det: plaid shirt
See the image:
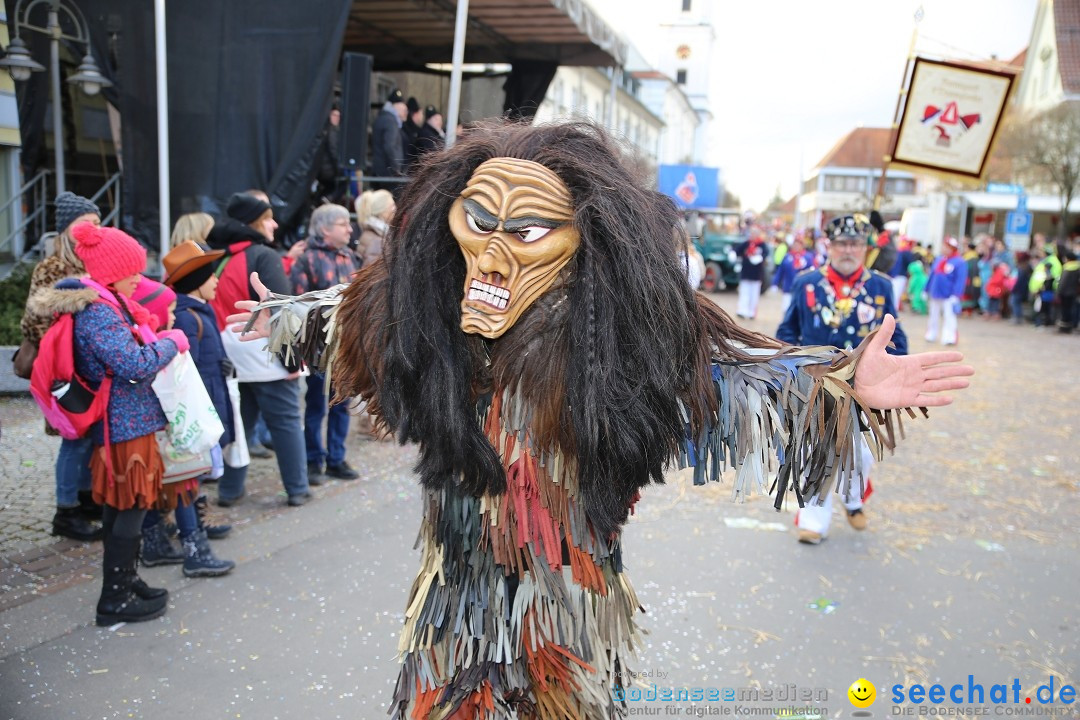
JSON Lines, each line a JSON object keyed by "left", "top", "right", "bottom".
{"left": 289, "top": 234, "right": 359, "bottom": 293}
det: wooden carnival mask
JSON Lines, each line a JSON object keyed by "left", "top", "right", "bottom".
{"left": 449, "top": 158, "right": 580, "bottom": 338}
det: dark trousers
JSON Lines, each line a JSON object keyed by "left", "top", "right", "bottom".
{"left": 1060, "top": 295, "right": 1077, "bottom": 329}
{"left": 304, "top": 373, "right": 351, "bottom": 467}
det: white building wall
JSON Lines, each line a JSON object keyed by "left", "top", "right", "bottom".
{"left": 534, "top": 66, "right": 663, "bottom": 168}
{"left": 1016, "top": 0, "right": 1071, "bottom": 113}
{"left": 654, "top": 0, "right": 715, "bottom": 164}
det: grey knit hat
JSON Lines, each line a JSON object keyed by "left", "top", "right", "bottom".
{"left": 55, "top": 192, "right": 100, "bottom": 234}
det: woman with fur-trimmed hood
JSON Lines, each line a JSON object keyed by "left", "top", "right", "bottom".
{"left": 232, "top": 120, "right": 972, "bottom": 719}
{"left": 19, "top": 192, "right": 104, "bottom": 542}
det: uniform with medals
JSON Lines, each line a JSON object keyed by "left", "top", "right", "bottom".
{"left": 776, "top": 215, "right": 908, "bottom": 545}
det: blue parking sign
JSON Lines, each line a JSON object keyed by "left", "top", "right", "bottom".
{"left": 1006, "top": 211, "right": 1032, "bottom": 235}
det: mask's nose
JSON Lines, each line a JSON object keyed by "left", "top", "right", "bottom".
{"left": 476, "top": 238, "right": 511, "bottom": 282}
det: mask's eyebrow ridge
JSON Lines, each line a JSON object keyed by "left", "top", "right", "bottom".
{"left": 462, "top": 198, "right": 499, "bottom": 231}
{"left": 502, "top": 216, "right": 562, "bottom": 233}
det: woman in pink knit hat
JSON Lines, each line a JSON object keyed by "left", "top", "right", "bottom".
{"left": 66, "top": 222, "right": 191, "bottom": 626}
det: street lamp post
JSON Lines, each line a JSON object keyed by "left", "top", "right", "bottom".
{"left": 0, "top": 0, "right": 112, "bottom": 195}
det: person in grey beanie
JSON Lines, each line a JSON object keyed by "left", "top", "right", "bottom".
{"left": 18, "top": 192, "right": 105, "bottom": 541}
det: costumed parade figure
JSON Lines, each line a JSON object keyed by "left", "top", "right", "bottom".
{"left": 776, "top": 215, "right": 907, "bottom": 544}
{"left": 229, "top": 121, "right": 971, "bottom": 719}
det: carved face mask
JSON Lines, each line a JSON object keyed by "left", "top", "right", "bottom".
{"left": 449, "top": 158, "right": 580, "bottom": 338}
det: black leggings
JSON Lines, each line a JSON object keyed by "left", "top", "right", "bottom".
{"left": 101, "top": 506, "right": 148, "bottom": 539}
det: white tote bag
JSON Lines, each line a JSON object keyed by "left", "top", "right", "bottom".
{"left": 156, "top": 431, "right": 213, "bottom": 484}
{"left": 152, "top": 353, "right": 224, "bottom": 455}
{"left": 222, "top": 376, "right": 250, "bottom": 468}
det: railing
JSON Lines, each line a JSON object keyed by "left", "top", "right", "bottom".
{"left": 0, "top": 171, "right": 121, "bottom": 281}
{"left": 0, "top": 169, "right": 51, "bottom": 261}
{"left": 88, "top": 172, "right": 122, "bottom": 228}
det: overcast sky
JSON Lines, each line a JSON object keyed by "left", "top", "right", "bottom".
{"left": 590, "top": 0, "right": 1039, "bottom": 211}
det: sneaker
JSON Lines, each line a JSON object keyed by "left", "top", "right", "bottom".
{"left": 307, "top": 463, "right": 326, "bottom": 486}
{"left": 797, "top": 529, "right": 824, "bottom": 545}
{"left": 847, "top": 508, "right": 868, "bottom": 531}
{"left": 326, "top": 461, "right": 360, "bottom": 481}
{"left": 248, "top": 443, "right": 273, "bottom": 459}
{"left": 216, "top": 490, "right": 246, "bottom": 508}
{"left": 287, "top": 492, "right": 311, "bottom": 507}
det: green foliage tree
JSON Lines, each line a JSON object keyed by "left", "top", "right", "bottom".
{"left": 0, "top": 264, "right": 33, "bottom": 345}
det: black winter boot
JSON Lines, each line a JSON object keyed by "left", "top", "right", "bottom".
{"left": 96, "top": 535, "right": 168, "bottom": 626}
{"left": 131, "top": 536, "right": 168, "bottom": 601}
{"left": 140, "top": 521, "right": 183, "bottom": 566}
{"left": 194, "top": 495, "right": 231, "bottom": 539}
{"left": 77, "top": 490, "right": 103, "bottom": 520}
{"left": 52, "top": 507, "right": 103, "bottom": 542}
{"left": 181, "top": 529, "right": 235, "bottom": 578}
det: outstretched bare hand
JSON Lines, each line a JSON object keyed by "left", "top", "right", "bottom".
{"left": 854, "top": 315, "right": 974, "bottom": 409}
{"left": 225, "top": 271, "right": 271, "bottom": 341}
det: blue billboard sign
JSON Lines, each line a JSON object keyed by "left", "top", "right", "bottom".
{"left": 659, "top": 165, "right": 720, "bottom": 209}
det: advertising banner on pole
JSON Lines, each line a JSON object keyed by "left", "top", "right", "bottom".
{"left": 890, "top": 57, "right": 1017, "bottom": 181}
{"left": 659, "top": 165, "right": 720, "bottom": 209}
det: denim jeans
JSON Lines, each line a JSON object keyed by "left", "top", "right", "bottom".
{"left": 304, "top": 373, "right": 351, "bottom": 466}
{"left": 1011, "top": 294, "right": 1025, "bottom": 323}
{"left": 252, "top": 414, "right": 272, "bottom": 448}
{"left": 56, "top": 436, "right": 93, "bottom": 508}
{"left": 219, "top": 379, "right": 308, "bottom": 500}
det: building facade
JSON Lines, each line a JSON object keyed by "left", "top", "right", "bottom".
{"left": 652, "top": 0, "right": 715, "bottom": 166}
{"left": 797, "top": 127, "right": 923, "bottom": 229}
{"left": 533, "top": 65, "right": 664, "bottom": 171}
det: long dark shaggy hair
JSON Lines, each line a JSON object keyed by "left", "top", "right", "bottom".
{"left": 334, "top": 120, "right": 778, "bottom": 535}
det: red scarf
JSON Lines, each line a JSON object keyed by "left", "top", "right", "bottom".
{"left": 824, "top": 265, "right": 865, "bottom": 298}
{"left": 934, "top": 250, "right": 957, "bottom": 275}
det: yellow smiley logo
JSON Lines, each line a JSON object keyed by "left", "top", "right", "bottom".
{"left": 848, "top": 678, "right": 876, "bottom": 708}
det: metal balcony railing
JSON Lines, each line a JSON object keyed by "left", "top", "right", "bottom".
{"left": 0, "top": 171, "right": 121, "bottom": 281}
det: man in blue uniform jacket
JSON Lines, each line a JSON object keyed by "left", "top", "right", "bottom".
{"left": 776, "top": 214, "right": 908, "bottom": 544}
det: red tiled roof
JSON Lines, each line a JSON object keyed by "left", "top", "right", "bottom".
{"left": 1008, "top": 47, "right": 1028, "bottom": 69}
{"left": 630, "top": 70, "right": 669, "bottom": 80}
{"left": 1055, "top": 0, "right": 1080, "bottom": 94}
{"left": 814, "top": 127, "right": 892, "bottom": 170}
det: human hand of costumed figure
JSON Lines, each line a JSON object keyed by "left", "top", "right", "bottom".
{"left": 853, "top": 314, "right": 973, "bottom": 409}
{"left": 229, "top": 270, "right": 346, "bottom": 372}
{"left": 225, "top": 271, "right": 271, "bottom": 339}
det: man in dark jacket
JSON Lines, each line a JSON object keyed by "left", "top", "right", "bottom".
{"left": 206, "top": 192, "right": 312, "bottom": 508}
{"left": 409, "top": 105, "right": 446, "bottom": 165}
{"left": 371, "top": 88, "right": 407, "bottom": 191}
{"left": 401, "top": 97, "right": 423, "bottom": 171}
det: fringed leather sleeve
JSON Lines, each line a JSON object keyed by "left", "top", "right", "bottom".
{"left": 245, "top": 260, "right": 389, "bottom": 414}
{"left": 681, "top": 344, "right": 925, "bottom": 511}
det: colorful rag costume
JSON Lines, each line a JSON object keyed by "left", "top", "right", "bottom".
{"left": 250, "top": 122, "right": 928, "bottom": 719}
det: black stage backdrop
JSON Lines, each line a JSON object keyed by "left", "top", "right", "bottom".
{"left": 9, "top": 0, "right": 350, "bottom": 248}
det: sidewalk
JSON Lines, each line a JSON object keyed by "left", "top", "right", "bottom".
{"left": 0, "top": 390, "right": 409, "bottom": 613}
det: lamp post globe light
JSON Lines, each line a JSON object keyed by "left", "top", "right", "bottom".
{"left": 0, "top": 0, "right": 112, "bottom": 195}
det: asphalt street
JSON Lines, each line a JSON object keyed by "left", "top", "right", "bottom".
{"left": 0, "top": 288, "right": 1077, "bottom": 720}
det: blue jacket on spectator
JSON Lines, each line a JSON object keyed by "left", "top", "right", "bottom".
{"left": 772, "top": 249, "right": 817, "bottom": 293}
{"left": 173, "top": 294, "right": 235, "bottom": 447}
{"left": 68, "top": 279, "right": 179, "bottom": 445}
{"left": 926, "top": 253, "right": 968, "bottom": 299}
{"left": 777, "top": 267, "right": 907, "bottom": 354}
